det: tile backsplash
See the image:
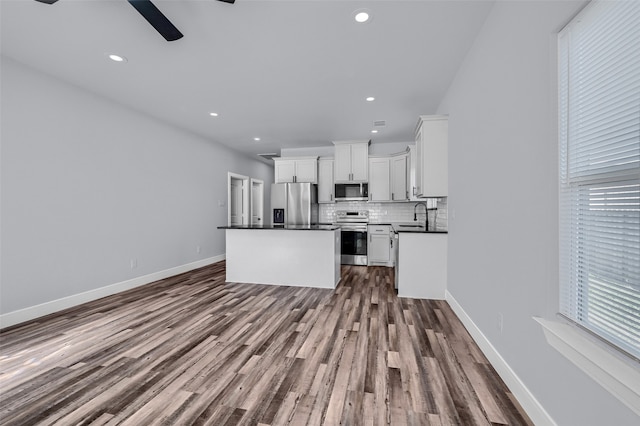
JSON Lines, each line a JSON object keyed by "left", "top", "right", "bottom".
{"left": 320, "top": 198, "right": 448, "bottom": 231}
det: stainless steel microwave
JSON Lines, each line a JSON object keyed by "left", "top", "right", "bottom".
{"left": 334, "top": 183, "right": 368, "bottom": 201}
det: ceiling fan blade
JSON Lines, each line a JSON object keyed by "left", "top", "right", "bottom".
{"left": 34, "top": 0, "right": 60, "bottom": 4}
{"left": 127, "top": 0, "right": 183, "bottom": 42}
{"left": 217, "top": 0, "right": 236, "bottom": 3}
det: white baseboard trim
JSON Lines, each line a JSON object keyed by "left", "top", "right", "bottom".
{"left": 0, "top": 255, "right": 225, "bottom": 329}
{"left": 445, "top": 290, "right": 556, "bottom": 426}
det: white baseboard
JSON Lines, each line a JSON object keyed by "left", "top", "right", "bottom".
{"left": 445, "top": 290, "right": 556, "bottom": 426}
{"left": 0, "top": 255, "right": 225, "bottom": 329}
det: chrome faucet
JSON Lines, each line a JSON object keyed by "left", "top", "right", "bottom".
{"left": 414, "top": 202, "right": 428, "bottom": 230}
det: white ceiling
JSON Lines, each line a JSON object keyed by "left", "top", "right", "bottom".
{"left": 1, "top": 0, "right": 494, "bottom": 160}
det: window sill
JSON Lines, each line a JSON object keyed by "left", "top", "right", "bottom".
{"left": 534, "top": 317, "right": 640, "bottom": 416}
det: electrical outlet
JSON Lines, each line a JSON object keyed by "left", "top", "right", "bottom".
{"left": 196, "top": 245, "right": 201, "bottom": 253}
{"left": 130, "top": 258, "right": 137, "bottom": 269}
{"left": 497, "top": 312, "right": 504, "bottom": 333}
{"left": 218, "top": 200, "right": 225, "bottom": 207}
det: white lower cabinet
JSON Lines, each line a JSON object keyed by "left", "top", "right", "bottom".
{"left": 368, "top": 225, "right": 394, "bottom": 267}
{"left": 396, "top": 233, "right": 447, "bottom": 299}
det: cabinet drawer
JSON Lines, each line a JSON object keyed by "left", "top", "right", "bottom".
{"left": 368, "top": 225, "right": 391, "bottom": 234}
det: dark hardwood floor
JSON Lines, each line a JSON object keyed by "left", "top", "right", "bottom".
{"left": 0, "top": 262, "right": 532, "bottom": 425}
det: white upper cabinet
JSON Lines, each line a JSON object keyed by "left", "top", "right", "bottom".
{"left": 275, "top": 159, "right": 296, "bottom": 183}
{"left": 334, "top": 144, "right": 352, "bottom": 182}
{"left": 415, "top": 125, "right": 424, "bottom": 197}
{"left": 415, "top": 115, "right": 448, "bottom": 197}
{"left": 333, "top": 140, "right": 369, "bottom": 183}
{"left": 294, "top": 158, "right": 318, "bottom": 183}
{"left": 369, "top": 157, "right": 391, "bottom": 202}
{"left": 318, "top": 157, "right": 334, "bottom": 203}
{"left": 369, "top": 152, "right": 409, "bottom": 202}
{"left": 274, "top": 157, "right": 318, "bottom": 184}
{"left": 350, "top": 142, "right": 369, "bottom": 181}
{"left": 390, "top": 153, "right": 408, "bottom": 201}
{"left": 407, "top": 146, "right": 419, "bottom": 200}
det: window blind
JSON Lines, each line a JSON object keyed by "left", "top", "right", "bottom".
{"left": 559, "top": 0, "right": 640, "bottom": 359}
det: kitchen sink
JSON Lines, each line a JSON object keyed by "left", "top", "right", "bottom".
{"left": 398, "top": 224, "right": 424, "bottom": 228}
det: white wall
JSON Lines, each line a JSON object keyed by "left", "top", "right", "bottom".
{"left": 438, "top": 1, "right": 638, "bottom": 424}
{"left": 0, "top": 57, "right": 273, "bottom": 316}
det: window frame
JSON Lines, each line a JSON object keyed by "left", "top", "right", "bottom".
{"left": 536, "top": 0, "right": 640, "bottom": 416}
{"left": 557, "top": 0, "right": 640, "bottom": 362}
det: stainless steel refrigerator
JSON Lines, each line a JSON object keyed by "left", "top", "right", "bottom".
{"left": 271, "top": 183, "right": 318, "bottom": 226}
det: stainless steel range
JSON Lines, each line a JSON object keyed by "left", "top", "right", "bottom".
{"left": 334, "top": 210, "right": 369, "bottom": 265}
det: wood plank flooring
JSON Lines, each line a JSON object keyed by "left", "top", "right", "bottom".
{"left": 0, "top": 262, "right": 532, "bottom": 425}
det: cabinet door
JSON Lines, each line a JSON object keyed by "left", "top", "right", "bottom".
{"left": 397, "top": 233, "right": 447, "bottom": 299}
{"left": 391, "top": 155, "right": 408, "bottom": 201}
{"left": 369, "top": 157, "right": 390, "bottom": 202}
{"left": 274, "top": 160, "right": 296, "bottom": 183}
{"left": 421, "top": 118, "right": 448, "bottom": 196}
{"left": 318, "top": 159, "right": 334, "bottom": 203}
{"left": 415, "top": 125, "right": 424, "bottom": 196}
{"left": 350, "top": 143, "right": 369, "bottom": 182}
{"left": 408, "top": 146, "right": 420, "bottom": 201}
{"left": 294, "top": 159, "right": 318, "bottom": 183}
{"left": 334, "top": 144, "right": 352, "bottom": 182}
{"left": 369, "top": 233, "right": 391, "bottom": 264}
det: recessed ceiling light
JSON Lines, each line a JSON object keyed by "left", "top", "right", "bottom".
{"left": 254, "top": 137, "right": 261, "bottom": 141}
{"left": 108, "top": 54, "right": 127, "bottom": 62}
{"left": 371, "top": 130, "right": 378, "bottom": 134}
{"left": 354, "top": 11, "right": 370, "bottom": 23}
{"left": 209, "top": 112, "right": 219, "bottom": 117}
{"left": 366, "top": 96, "right": 375, "bottom": 102}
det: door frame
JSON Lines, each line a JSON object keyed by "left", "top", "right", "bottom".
{"left": 250, "top": 178, "right": 264, "bottom": 226}
{"left": 228, "top": 172, "right": 250, "bottom": 226}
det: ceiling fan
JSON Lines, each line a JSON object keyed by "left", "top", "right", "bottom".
{"left": 34, "top": 0, "right": 235, "bottom": 42}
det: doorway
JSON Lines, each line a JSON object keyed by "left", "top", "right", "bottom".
{"left": 250, "top": 178, "right": 264, "bottom": 226}
{"left": 228, "top": 173, "right": 250, "bottom": 226}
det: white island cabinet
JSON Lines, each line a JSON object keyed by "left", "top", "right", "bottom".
{"left": 224, "top": 227, "right": 341, "bottom": 289}
{"left": 396, "top": 232, "right": 447, "bottom": 299}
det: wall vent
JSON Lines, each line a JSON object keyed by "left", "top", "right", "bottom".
{"left": 373, "top": 120, "right": 386, "bottom": 127}
{"left": 258, "top": 153, "right": 280, "bottom": 160}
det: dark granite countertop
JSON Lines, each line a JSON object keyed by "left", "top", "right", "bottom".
{"left": 218, "top": 224, "right": 340, "bottom": 231}
{"left": 219, "top": 223, "right": 445, "bottom": 233}
{"left": 368, "top": 222, "right": 448, "bottom": 234}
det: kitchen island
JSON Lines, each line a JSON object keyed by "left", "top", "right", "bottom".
{"left": 391, "top": 224, "right": 448, "bottom": 300}
{"left": 218, "top": 225, "right": 341, "bottom": 289}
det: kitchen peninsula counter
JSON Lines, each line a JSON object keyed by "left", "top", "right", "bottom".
{"left": 219, "top": 224, "right": 340, "bottom": 231}
{"left": 366, "top": 222, "right": 448, "bottom": 234}
{"left": 219, "top": 225, "right": 341, "bottom": 289}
